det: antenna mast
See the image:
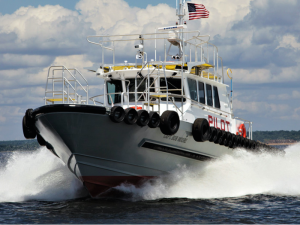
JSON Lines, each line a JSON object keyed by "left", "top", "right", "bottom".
{"left": 176, "top": 0, "right": 186, "bottom": 25}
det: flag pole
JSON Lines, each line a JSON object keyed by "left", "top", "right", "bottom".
{"left": 178, "top": 0, "right": 186, "bottom": 117}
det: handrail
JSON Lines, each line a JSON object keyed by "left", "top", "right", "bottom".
{"left": 51, "top": 67, "right": 88, "bottom": 91}
{"left": 89, "top": 91, "right": 232, "bottom": 119}
{"left": 87, "top": 30, "right": 204, "bottom": 41}
{"left": 45, "top": 65, "right": 89, "bottom": 105}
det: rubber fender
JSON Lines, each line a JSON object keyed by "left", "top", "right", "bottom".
{"left": 236, "top": 136, "right": 242, "bottom": 147}
{"left": 22, "top": 116, "right": 36, "bottom": 139}
{"left": 148, "top": 112, "right": 160, "bottom": 128}
{"left": 25, "top": 109, "right": 34, "bottom": 124}
{"left": 244, "top": 138, "right": 249, "bottom": 148}
{"left": 109, "top": 106, "right": 125, "bottom": 123}
{"left": 160, "top": 111, "right": 180, "bottom": 135}
{"left": 225, "top": 132, "right": 232, "bottom": 147}
{"left": 209, "top": 127, "right": 217, "bottom": 142}
{"left": 219, "top": 130, "right": 228, "bottom": 146}
{"left": 214, "top": 128, "right": 222, "bottom": 144}
{"left": 248, "top": 140, "right": 252, "bottom": 149}
{"left": 230, "top": 135, "right": 237, "bottom": 148}
{"left": 124, "top": 108, "right": 138, "bottom": 125}
{"left": 136, "top": 110, "right": 150, "bottom": 127}
{"left": 192, "top": 118, "right": 211, "bottom": 142}
{"left": 37, "top": 134, "right": 46, "bottom": 146}
{"left": 240, "top": 137, "right": 246, "bottom": 148}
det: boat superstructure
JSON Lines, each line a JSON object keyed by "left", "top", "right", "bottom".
{"left": 21, "top": 0, "right": 274, "bottom": 197}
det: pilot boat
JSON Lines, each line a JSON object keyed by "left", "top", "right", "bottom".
{"left": 21, "top": 0, "right": 271, "bottom": 197}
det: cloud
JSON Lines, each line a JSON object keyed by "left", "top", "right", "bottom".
{"left": 0, "top": 5, "right": 94, "bottom": 56}
{"left": 268, "top": 91, "right": 300, "bottom": 100}
{"left": 277, "top": 35, "right": 300, "bottom": 51}
{"left": 234, "top": 99, "right": 290, "bottom": 115}
{"left": 280, "top": 107, "right": 300, "bottom": 120}
{"left": 0, "top": 54, "right": 54, "bottom": 70}
{"left": 0, "top": 0, "right": 300, "bottom": 140}
{"left": 206, "top": 0, "right": 300, "bottom": 85}
{"left": 0, "top": 115, "right": 5, "bottom": 123}
{"left": 76, "top": 0, "right": 177, "bottom": 34}
{"left": 0, "top": 106, "right": 23, "bottom": 124}
{"left": 230, "top": 64, "right": 300, "bottom": 84}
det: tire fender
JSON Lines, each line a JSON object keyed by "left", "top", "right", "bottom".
{"left": 148, "top": 112, "right": 160, "bottom": 128}
{"left": 124, "top": 108, "right": 138, "bottom": 125}
{"left": 136, "top": 110, "right": 150, "bottom": 127}
{"left": 192, "top": 118, "right": 211, "bottom": 142}
{"left": 160, "top": 111, "right": 180, "bottom": 135}
{"left": 109, "top": 106, "right": 125, "bottom": 123}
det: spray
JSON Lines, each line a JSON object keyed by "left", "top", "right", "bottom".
{"left": 0, "top": 147, "right": 87, "bottom": 202}
{"left": 117, "top": 143, "right": 300, "bottom": 201}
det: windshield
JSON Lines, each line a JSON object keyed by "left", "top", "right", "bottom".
{"left": 106, "top": 79, "right": 122, "bottom": 104}
{"left": 126, "top": 78, "right": 154, "bottom": 102}
{"left": 160, "top": 78, "right": 185, "bottom": 102}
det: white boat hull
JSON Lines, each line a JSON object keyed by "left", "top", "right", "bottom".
{"left": 34, "top": 105, "right": 233, "bottom": 197}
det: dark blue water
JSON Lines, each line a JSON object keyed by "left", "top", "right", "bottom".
{"left": 0, "top": 144, "right": 300, "bottom": 224}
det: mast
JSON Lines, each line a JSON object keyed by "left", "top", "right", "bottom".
{"left": 177, "top": 0, "right": 186, "bottom": 25}
{"left": 176, "top": 0, "right": 186, "bottom": 117}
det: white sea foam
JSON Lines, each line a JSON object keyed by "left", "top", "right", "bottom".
{"left": 0, "top": 147, "right": 87, "bottom": 202}
{"left": 2, "top": 143, "right": 300, "bottom": 202}
{"left": 116, "top": 143, "right": 300, "bottom": 200}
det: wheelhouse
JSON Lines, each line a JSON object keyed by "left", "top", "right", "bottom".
{"left": 43, "top": 26, "right": 253, "bottom": 139}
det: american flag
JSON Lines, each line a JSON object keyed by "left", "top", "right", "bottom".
{"left": 187, "top": 3, "right": 209, "bottom": 20}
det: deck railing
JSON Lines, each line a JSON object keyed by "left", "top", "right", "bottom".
{"left": 44, "top": 66, "right": 89, "bottom": 105}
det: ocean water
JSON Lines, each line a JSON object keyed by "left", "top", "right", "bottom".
{"left": 0, "top": 143, "right": 300, "bottom": 223}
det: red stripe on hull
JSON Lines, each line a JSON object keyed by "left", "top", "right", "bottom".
{"left": 81, "top": 176, "right": 154, "bottom": 197}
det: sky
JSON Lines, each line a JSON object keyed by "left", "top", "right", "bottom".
{"left": 0, "top": 0, "right": 299, "bottom": 140}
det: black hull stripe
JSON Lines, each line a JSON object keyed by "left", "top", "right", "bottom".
{"left": 142, "top": 141, "right": 212, "bottom": 161}
{"left": 33, "top": 104, "right": 106, "bottom": 117}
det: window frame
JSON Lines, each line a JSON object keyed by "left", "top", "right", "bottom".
{"left": 213, "top": 86, "right": 221, "bottom": 109}
{"left": 126, "top": 78, "right": 154, "bottom": 102}
{"left": 106, "top": 79, "right": 123, "bottom": 105}
{"left": 159, "top": 78, "right": 186, "bottom": 102}
{"left": 187, "top": 78, "right": 198, "bottom": 102}
{"left": 198, "top": 81, "right": 206, "bottom": 105}
{"left": 206, "top": 83, "right": 213, "bottom": 107}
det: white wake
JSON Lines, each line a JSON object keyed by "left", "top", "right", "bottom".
{"left": 0, "top": 147, "right": 87, "bottom": 202}
{"left": 116, "top": 143, "right": 300, "bottom": 200}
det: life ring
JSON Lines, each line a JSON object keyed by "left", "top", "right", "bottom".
{"left": 131, "top": 106, "right": 142, "bottom": 110}
{"left": 236, "top": 124, "right": 246, "bottom": 138}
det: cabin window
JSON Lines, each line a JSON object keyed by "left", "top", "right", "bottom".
{"left": 206, "top": 84, "right": 213, "bottom": 106}
{"left": 198, "top": 82, "right": 205, "bottom": 104}
{"left": 187, "top": 78, "right": 197, "bottom": 101}
{"left": 126, "top": 78, "right": 154, "bottom": 102}
{"left": 107, "top": 79, "right": 122, "bottom": 104}
{"left": 160, "top": 78, "right": 185, "bottom": 102}
{"left": 213, "top": 86, "right": 220, "bottom": 109}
